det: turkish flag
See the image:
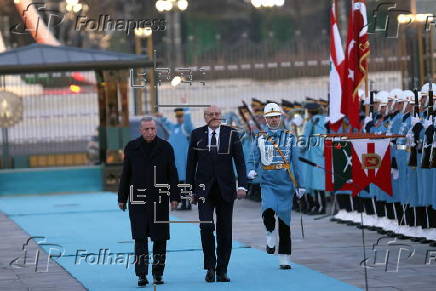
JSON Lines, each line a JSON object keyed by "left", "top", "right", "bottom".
{"left": 329, "top": 0, "right": 346, "bottom": 131}
{"left": 350, "top": 139, "right": 392, "bottom": 197}
{"left": 341, "top": 0, "right": 370, "bottom": 130}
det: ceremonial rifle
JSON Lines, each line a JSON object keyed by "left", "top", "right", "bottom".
{"left": 421, "top": 84, "right": 434, "bottom": 168}
{"left": 242, "top": 100, "right": 262, "bottom": 131}
{"left": 430, "top": 89, "right": 436, "bottom": 168}
{"left": 407, "top": 89, "right": 422, "bottom": 167}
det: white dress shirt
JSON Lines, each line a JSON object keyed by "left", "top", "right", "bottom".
{"left": 207, "top": 126, "right": 246, "bottom": 192}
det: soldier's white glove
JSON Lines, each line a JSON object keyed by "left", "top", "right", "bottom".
{"left": 364, "top": 116, "right": 372, "bottom": 126}
{"left": 324, "top": 117, "right": 330, "bottom": 125}
{"left": 411, "top": 116, "right": 420, "bottom": 127}
{"left": 423, "top": 117, "right": 433, "bottom": 129}
{"left": 247, "top": 170, "right": 257, "bottom": 180}
{"left": 292, "top": 115, "right": 303, "bottom": 127}
{"left": 295, "top": 188, "right": 306, "bottom": 198}
{"left": 391, "top": 168, "right": 399, "bottom": 180}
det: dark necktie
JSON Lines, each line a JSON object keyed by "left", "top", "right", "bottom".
{"left": 211, "top": 130, "right": 217, "bottom": 153}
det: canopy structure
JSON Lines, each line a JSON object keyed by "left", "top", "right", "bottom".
{"left": 0, "top": 43, "right": 152, "bottom": 74}
{"left": 0, "top": 44, "right": 154, "bottom": 185}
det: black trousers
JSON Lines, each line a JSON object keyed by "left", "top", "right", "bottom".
{"left": 262, "top": 208, "right": 292, "bottom": 254}
{"left": 336, "top": 193, "right": 353, "bottom": 212}
{"left": 198, "top": 182, "right": 234, "bottom": 274}
{"left": 134, "top": 239, "right": 166, "bottom": 277}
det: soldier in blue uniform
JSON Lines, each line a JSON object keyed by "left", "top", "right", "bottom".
{"left": 395, "top": 90, "right": 415, "bottom": 236}
{"left": 247, "top": 102, "right": 303, "bottom": 269}
{"left": 158, "top": 108, "right": 193, "bottom": 210}
{"left": 300, "top": 102, "right": 327, "bottom": 214}
{"left": 415, "top": 84, "right": 436, "bottom": 240}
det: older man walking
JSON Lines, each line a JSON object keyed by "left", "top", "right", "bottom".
{"left": 186, "top": 105, "right": 248, "bottom": 283}
{"left": 118, "top": 117, "right": 180, "bottom": 287}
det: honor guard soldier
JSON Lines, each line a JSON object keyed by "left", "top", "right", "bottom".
{"left": 247, "top": 102, "right": 303, "bottom": 269}
{"left": 157, "top": 108, "right": 193, "bottom": 210}
{"left": 300, "top": 102, "right": 328, "bottom": 214}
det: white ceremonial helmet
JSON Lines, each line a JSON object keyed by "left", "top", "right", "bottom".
{"left": 389, "top": 88, "right": 403, "bottom": 110}
{"left": 396, "top": 90, "right": 409, "bottom": 112}
{"left": 375, "top": 90, "right": 389, "bottom": 105}
{"left": 403, "top": 90, "right": 415, "bottom": 104}
{"left": 264, "top": 102, "right": 283, "bottom": 118}
{"left": 389, "top": 88, "right": 403, "bottom": 100}
{"left": 396, "top": 90, "right": 408, "bottom": 102}
{"left": 421, "top": 83, "right": 436, "bottom": 95}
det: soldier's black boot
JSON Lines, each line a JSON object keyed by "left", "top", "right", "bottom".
{"left": 309, "top": 192, "right": 321, "bottom": 215}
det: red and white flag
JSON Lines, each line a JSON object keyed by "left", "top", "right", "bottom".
{"left": 350, "top": 139, "right": 392, "bottom": 197}
{"left": 329, "top": 0, "right": 346, "bottom": 131}
{"left": 341, "top": 0, "right": 370, "bottom": 130}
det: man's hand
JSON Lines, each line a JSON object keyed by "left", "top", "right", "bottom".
{"left": 190, "top": 194, "right": 198, "bottom": 205}
{"left": 170, "top": 201, "right": 178, "bottom": 210}
{"left": 237, "top": 189, "right": 247, "bottom": 200}
{"left": 118, "top": 202, "right": 126, "bottom": 211}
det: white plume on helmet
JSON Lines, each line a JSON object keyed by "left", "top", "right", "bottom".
{"left": 264, "top": 103, "right": 283, "bottom": 117}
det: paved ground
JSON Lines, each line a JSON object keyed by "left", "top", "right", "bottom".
{"left": 174, "top": 199, "right": 436, "bottom": 291}
{"left": 0, "top": 212, "right": 86, "bottom": 291}
{"left": 1, "top": 195, "right": 435, "bottom": 291}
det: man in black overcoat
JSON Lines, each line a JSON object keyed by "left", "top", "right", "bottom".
{"left": 186, "top": 105, "right": 248, "bottom": 283}
{"left": 118, "top": 117, "right": 180, "bottom": 287}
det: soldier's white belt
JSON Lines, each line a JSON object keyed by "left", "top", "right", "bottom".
{"left": 262, "top": 163, "right": 290, "bottom": 170}
{"left": 396, "top": 145, "right": 408, "bottom": 151}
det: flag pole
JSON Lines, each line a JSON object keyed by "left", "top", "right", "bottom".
{"left": 364, "top": 70, "right": 370, "bottom": 117}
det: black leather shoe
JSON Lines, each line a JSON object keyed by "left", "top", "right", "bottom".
{"left": 266, "top": 246, "right": 276, "bottom": 254}
{"left": 205, "top": 269, "right": 215, "bottom": 282}
{"left": 216, "top": 272, "right": 230, "bottom": 282}
{"left": 280, "top": 264, "right": 292, "bottom": 270}
{"left": 153, "top": 275, "right": 164, "bottom": 285}
{"left": 138, "top": 275, "right": 148, "bottom": 287}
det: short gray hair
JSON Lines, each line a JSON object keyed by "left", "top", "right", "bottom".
{"left": 139, "top": 116, "right": 155, "bottom": 128}
{"left": 140, "top": 116, "right": 154, "bottom": 123}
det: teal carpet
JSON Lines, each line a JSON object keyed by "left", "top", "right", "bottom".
{"left": 0, "top": 192, "right": 361, "bottom": 291}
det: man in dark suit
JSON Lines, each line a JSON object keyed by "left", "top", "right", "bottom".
{"left": 118, "top": 117, "right": 180, "bottom": 287}
{"left": 186, "top": 105, "right": 248, "bottom": 283}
